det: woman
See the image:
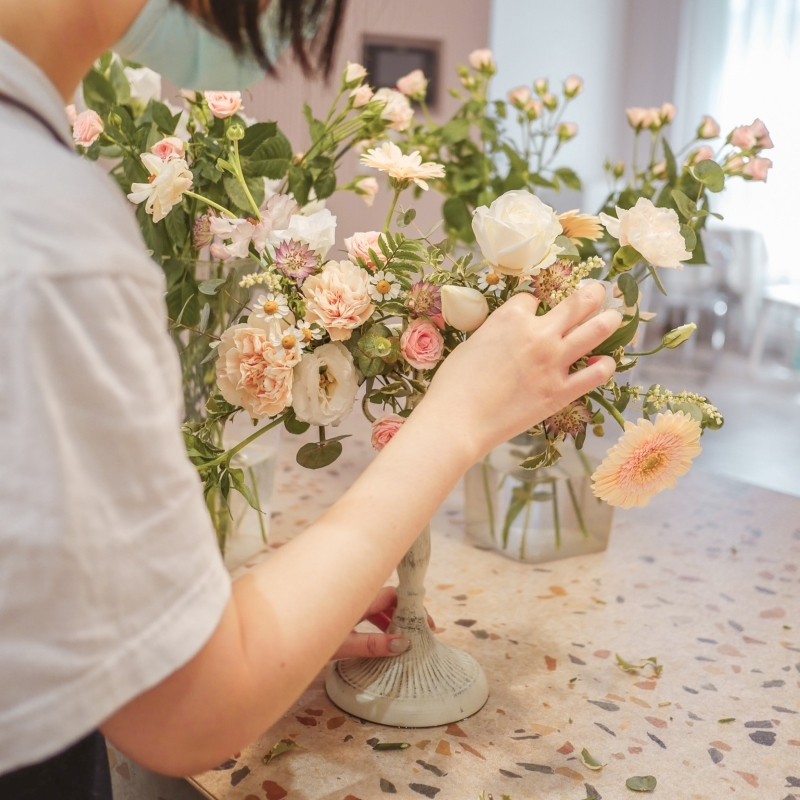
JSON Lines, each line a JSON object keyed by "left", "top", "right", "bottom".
{"left": 0, "top": 0, "right": 620, "bottom": 795}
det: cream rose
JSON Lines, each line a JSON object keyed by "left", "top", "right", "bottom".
{"left": 344, "top": 231, "right": 387, "bottom": 271}
{"left": 302, "top": 260, "right": 374, "bottom": 341}
{"left": 400, "top": 318, "right": 444, "bottom": 370}
{"left": 441, "top": 285, "right": 489, "bottom": 332}
{"left": 344, "top": 61, "right": 367, "bottom": 85}
{"left": 72, "top": 110, "right": 104, "bottom": 147}
{"left": 600, "top": 197, "right": 691, "bottom": 269}
{"left": 396, "top": 69, "right": 428, "bottom": 99}
{"left": 292, "top": 342, "right": 358, "bottom": 426}
{"left": 564, "top": 75, "right": 584, "bottom": 97}
{"left": 374, "top": 88, "right": 414, "bottom": 132}
{"left": 507, "top": 86, "right": 531, "bottom": 107}
{"left": 472, "top": 190, "right": 563, "bottom": 278}
{"left": 371, "top": 414, "right": 405, "bottom": 451}
{"left": 204, "top": 91, "right": 243, "bottom": 119}
{"left": 216, "top": 324, "right": 301, "bottom": 419}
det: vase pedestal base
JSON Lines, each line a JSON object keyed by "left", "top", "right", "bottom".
{"left": 326, "top": 626, "right": 489, "bottom": 728}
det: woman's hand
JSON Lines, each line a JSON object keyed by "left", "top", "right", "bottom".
{"left": 421, "top": 281, "right": 620, "bottom": 460}
{"left": 330, "top": 587, "right": 435, "bottom": 660}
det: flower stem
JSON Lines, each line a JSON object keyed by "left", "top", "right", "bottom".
{"left": 589, "top": 391, "right": 627, "bottom": 430}
{"left": 383, "top": 187, "right": 402, "bottom": 233}
{"left": 202, "top": 412, "right": 289, "bottom": 470}
{"left": 233, "top": 139, "right": 261, "bottom": 220}
{"left": 185, "top": 191, "right": 236, "bottom": 218}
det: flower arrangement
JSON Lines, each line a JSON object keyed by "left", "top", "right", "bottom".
{"left": 73, "top": 49, "right": 772, "bottom": 549}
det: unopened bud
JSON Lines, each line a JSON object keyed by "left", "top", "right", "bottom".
{"left": 663, "top": 322, "right": 696, "bottom": 349}
{"left": 592, "top": 424, "right": 605, "bottom": 437}
{"left": 612, "top": 161, "right": 625, "bottom": 179}
{"left": 227, "top": 123, "right": 245, "bottom": 141}
{"left": 107, "top": 112, "right": 122, "bottom": 129}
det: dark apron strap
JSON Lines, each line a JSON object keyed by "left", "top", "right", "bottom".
{"left": 0, "top": 730, "right": 113, "bottom": 799}
{"left": 0, "top": 90, "right": 72, "bottom": 149}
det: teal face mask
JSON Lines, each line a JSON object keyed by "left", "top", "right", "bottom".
{"left": 115, "top": 0, "right": 289, "bottom": 91}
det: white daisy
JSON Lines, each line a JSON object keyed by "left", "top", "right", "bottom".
{"left": 296, "top": 319, "right": 324, "bottom": 347}
{"left": 272, "top": 326, "right": 305, "bottom": 355}
{"left": 369, "top": 270, "right": 402, "bottom": 302}
{"left": 253, "top": 292, "right": 290, "bottom": 321}
{"left": 477, "top": 267, "right": 506, "bottom": 296}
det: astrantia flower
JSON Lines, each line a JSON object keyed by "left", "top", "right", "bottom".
{"left": 558, "top": 210, "right": 603, "bottom": 243}
{"left": 253, "top": 292, "right": 290, "bottom": 321}
{"left": 544, "top": 401, "right": 592, "bottom": 440}
{"left": 591, "top": 411, "right": 702, "bottom": 509}
{"left": 274, "top": 239, "right": 317, "bottom": 282}
{"left": 193, "top": 214, "right": 214, "bottom": 249}
{"left": 360, "top": 141, "right": 445, "bottom": 190}
{"left": 127, "top": 153, "right": 193, "bottom": 223}
{"left": 477, "top": 267, "right": 506, "bottom": 296}
{"left": 531, "top": 260, "right": 574, "bottom": 306}
{"left": 369, "top": 270, "right": 402, "bottom": 302}
{"left": 405, "top": 281, "right": 443, "bottom": 324}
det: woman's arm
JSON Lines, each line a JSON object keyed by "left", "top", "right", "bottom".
{"left": 101, "top": 285, "right": 620, "bottom": 776}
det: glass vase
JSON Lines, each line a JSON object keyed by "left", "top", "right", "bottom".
{"left": 464, "top": 435, "right": 614, "bottom": 564}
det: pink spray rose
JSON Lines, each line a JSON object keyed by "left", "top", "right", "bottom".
{"left": 686, "top": 146, "right": 714, "bottom": 166}
{"left": 72, "top": 109, "right": 104, "bottom": 146}
{"left": 204, "top": 91, "right": 243, "bottom": 119}
{"left": 151, "top": 136, "right": 185, "bottom": 160}
{"left": 400, "top": 318, "right": 444, "bottom": 370}
{"left": 371, "top": 414, "right": 405, "bottom": 451}
{"left": 749, "top": 118, "right": 773, "bottom": 149}
{"left": 743, "top": 156, "right": 773, "bottom": 182}
{"left": 344, "top": 231, "right": 387, "bottom": 271}
{"left": 731, "top": 124, "right": 757, "bottom": 149}
{"left": 697, "top": 115, "right": 720, "bottom": 139}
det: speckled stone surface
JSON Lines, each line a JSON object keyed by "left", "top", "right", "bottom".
{"left": 187, "top": 419, "right": 800, "bottom": 800}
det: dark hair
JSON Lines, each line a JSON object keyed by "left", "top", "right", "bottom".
{"left": 172, "top": 0, "right": 347, "bottom": 76}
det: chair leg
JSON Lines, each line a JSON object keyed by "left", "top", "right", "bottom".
{"left": 749, "top": 300, "right": 771, "bottom": 376}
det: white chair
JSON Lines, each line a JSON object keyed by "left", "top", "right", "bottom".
{"left": 748, "top": 284, "right": 800, "bottom": 374}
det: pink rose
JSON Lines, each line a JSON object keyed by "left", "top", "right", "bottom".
{"left": 371, "top": 414, "right": 405, "bottom": 451}
{"left": 72, "top": 109, "right": 104, "bottom": 146}
{"left": 687, "top": 146, "right": 714, "bottom": 165}
{"left": 749, "top": 118, "right": 773, "bottom": 149}
{"left": 150, "top": 136, "right": 185, "bottom": 160}
{"left": 204, "top": 91, "right": 243, "bottom": 119}
{"left": 660, "top": 102, "right": 677, "bottom": 123}
{"left": 743, "top": 156, "right": 772, "bottom": 182}
{"left": 626, "top": 107, "right": 648, "bottom": 129}
{"left": 731, "top": 124, "right": 756, "bottom": 149}
{"left": 697, "top": 115, "right": 720, "bottom": 139}
{"left": 344, "top": 231, "right": 387, "bottom": 271}
{"left": 400, "top": 318, "right": 444, "bottom": 371}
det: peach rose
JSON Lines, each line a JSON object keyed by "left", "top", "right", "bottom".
{"left": 344, "top": 231, "right": 387, "bottom": 271}
{"left": 400, "top": 318, "right": 444, "bottom": 371}
{"left": 686, "top": 146, "right": 714, "bottom": 166}
{"left": 302, "top": 260, "right": 374, "bottom": 341}
{"left": 371, "top": 414, "right": 405, "bottom": 451}
{"left": 469, "top": 49, "right": 494, "bottom": 71}
{"left": 72, "top": 109, "right": 104, "bottom": 146}
{"left": 150, "top": 136, "right": 185, "bottom": 160}
{"left": 204, "top": 91, "right": 243, "bottom": 119}
{"left": 215, "top": 324, "right": 301, "bottom": 418}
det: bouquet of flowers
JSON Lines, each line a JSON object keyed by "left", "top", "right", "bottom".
{"left": 72, "top": 49, "right": 772, "bottom": 548}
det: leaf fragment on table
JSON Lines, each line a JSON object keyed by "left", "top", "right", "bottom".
{"left": 718, "top": 717, "right": 736, "bottom": 723}
{"left": 615, "top": 653, "right": 663, "bottom": 677}
{"left": 372, "top": 742, "right": 410, "bottom": 751}
{"left": 263, "top": 738, "right": 300, "bottom": 764}
{"left": 626, "top": 775, "right": 657, "bottom": 792}
{"left": 580, "top": 748, "right": 605, "bottom": 770}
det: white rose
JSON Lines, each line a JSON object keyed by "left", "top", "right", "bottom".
{"left": 599, "top": 197, "right": 691, "bottom": 269}
{"left": 396, "top": 69, "right": 428, "bottom": 99}
{"left": 441, "top": 285, "right": 489, "bottom": 332}
{"left": 469, "top": 49, "right": 494, "bottom": 70}
{"left": 302, "top": 260, "right": 374, "bottom": 340}
{"left": 344, "top": 61, "right": 367, "bottom": 85}
{"left": 292, "top": 342, "right": 359, "bottom": 426}
{"left": 374, "top": 88, "right": 414, "bottom": 131}
{"left": 124, "top": 66, "right": 162, "bottom": 105}
{"left": 269, "top": 208, "right": 337, "bottom": 259}
{"left": 472, "top": 190, "right": 563, "bottom": 278}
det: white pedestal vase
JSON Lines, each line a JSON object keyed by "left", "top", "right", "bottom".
{"left": 326, "top": 525, "right": 489, "bottom": 727}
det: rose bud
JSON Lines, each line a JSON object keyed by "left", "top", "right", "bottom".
{"left": 441, "top": 285, "right": 490, "bottom": 332}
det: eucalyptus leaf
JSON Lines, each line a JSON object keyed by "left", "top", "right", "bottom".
{"left": 680, "top": 224, "right": 697, "bottom": 251}
{"left": 626, "top": 776, "right": 657, "bottom": 792}
{"left": 198, "top": 278, "right": 226, "bottom": 295}
{"left": 580, "top": 748, "right": 605, "bottom": 770}
{"left": 693, "top": 159, "right": 724, "bottom": 192}
{"left": 263, "top": 739, "right": 300, "bottom": 765}
{"left": 555, "top": 235, "right": 580, "bottom": 261}
{"left": 671, "top": 189, "right": 697, "bottom": 220}
{"left": 617, "top": 273, "right": 639, "bottom": 307}
{"left": 296, "top": 440, "right": 344, "bottom": 470}
{"left": 284, "top": 415, "right": 311, "bottom": 435}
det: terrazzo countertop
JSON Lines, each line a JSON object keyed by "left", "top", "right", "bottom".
{"left": 184, "top": 421, "right": 800, "bottom": 800}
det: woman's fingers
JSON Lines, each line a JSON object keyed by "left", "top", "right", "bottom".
{"left": 562, "top": 308, "right": 624, "bottom": 364}
{"left": 330, "top": 632, "right": 410, "bottom": 660}
{"left": 365, "top": 610, "right": 394, "bottom": 632}
{"left": 545, "top": 281, "right": 608, "bottom": 334}
{"left": 567, "top": 355, "right": 617, "bottom": 398}
{"left": 362, "top": 586, "right": 397, "bottom": 619}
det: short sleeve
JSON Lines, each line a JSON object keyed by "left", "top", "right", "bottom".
{"left": 0, "top": 264, "right": 231, "bottom": 772}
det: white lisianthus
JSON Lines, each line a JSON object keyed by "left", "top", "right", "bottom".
{"left": 344, "top": 61, "right": 367, "bottom": 85}
{"left": 441, "top": 285, "right": 490, "bottom": 332}
{"left": 269, "top": 208, "right": 337, "bottom": 259}
{"left": 292, "top": 342, "right": 359, "bottom": 426}
{"left": 373, "top": 87, "right": 414, "bottom": 131}
{"left": 127, "top": 153, "right": 193, "bottom": 222}
{"left": 124, "top": 66, "right": 162, "bottom": 105}
{"left": 360, "top": 141, "right": 445, "bottom": 190}
{"left": 599, "top": 198, "right": 691, "bottom": 269}
{"left": 472, "top": 190, "right": 563, "bottom": 278}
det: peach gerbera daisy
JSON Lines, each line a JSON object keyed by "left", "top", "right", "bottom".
{"left": 558, "top": 210, "right": 603, "bottom": 243}
{"left": 591, "top": 411, "right": 702, "bottom": 509}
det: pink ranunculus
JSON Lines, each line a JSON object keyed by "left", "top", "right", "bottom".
{"left": 731, "top": 124, "right": 757, "bottom": 149}
{"left": 344, "top": 231, "right": 387, "bottom": 271}
{"left": 749, "top": 118, "right": 773, "bottom": 149}
{"left": 204, "top": 91, "right": 243, "bottom": 119}
{"left": 72, "top": 109, "right": 104, "bottom": 146}
{"left": 400, "top": 318, "right": 444, "bottom": 371}
{"left": 150, "top": 136, "right": 185, "bottom": 160}
{"left": 65, "top": 104, "right": 78, "bottom": 127}
{"left": 371, "top": 414, "right": 405, "bottom": 451}
{"left": 743, "top": 156, "right": 773, "bottom": 182}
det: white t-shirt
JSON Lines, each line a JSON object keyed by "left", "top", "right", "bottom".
{"left": 0, "top": 39, "right": 231, "bottom": 774}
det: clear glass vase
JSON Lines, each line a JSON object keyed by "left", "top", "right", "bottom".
{"left": 464, "top": 435, "right": 614, "bottom": 564}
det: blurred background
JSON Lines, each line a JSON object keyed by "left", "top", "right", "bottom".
{"left": 168, "top": 0, "right": 800, "bottom": 496}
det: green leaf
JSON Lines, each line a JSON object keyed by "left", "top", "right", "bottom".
{"left": 82, "top": 69, "right": 116, "bottom": 109}
{"left": 662, "top": 138, "right": 677, "bottom": 182}
{"left": 626, "top": 776, "right": 657, "bottom": 792}
{"left": 672, "top": 401, "right": 703, "bottom": 422}
{"left": 151, "top": 101, "right": 178, "bottom": 135}
{"left": 284, "top": 415, "right": 311, "bottom": 435}
{"left": 592, "top": 308, "right": 640, "bottom": 355}
{"left": 296, "top": 438, "right": 349, "bottom": 469}
{"left": 520, "top": 441, "right": 562, "bottom": 470}
{"left": 680, "top": 224, "right": 697, "bottom": 251}
{"left": 198, "top": 278, "right": 226, "bottom": 295}
{"left": 693, "top": 158, "right": 724, "bottom": 192}
{"left": 612, "top": 245, "right": 642, "bottom": 271}
{"left": 108, "top": 60, "right": 131, "bottom": 105}
{"left": 617, "top": 273, "right": 639, "bottom": 307}
{"left": 555, "top": 167, "right": 582, "bottom": 190}
{"left": 314, "top": 167, "right": 336, "bottom": 200}
{"left": 580, "top": 748, "right": 605, "bottom": 770}
{"left": 248, "top": 132, "right": 292, "bottom": 179}
{"left": 287, "top": 165, "right": 312, "bottom": 207}
{"left": 443, "top": 197, "right": 471, "bottom": 234}
{"left": 223, "top": 174, "right": 265, "bottom": 215}
{"left": 198, "top": 302, "right": 211, "bottom": 333}
{"left": 238, "top": 121, "right": 278, "bottom": 156}
{"left": 501, "top": 485, "right": 530, "bottom": 548}
{"left": 164, "top": 206, "right": 188, "bottom": 250}
{"left": 671, "top": 188, "right": 697, "bottom": 220}
{"left": 398, "top": 208, "right": 417, "bottom": 228}
{"left": 555, "top": 235, "right": 580, "bottom": 262}
{"left": 441, "top": 118, "right": 471, "bottom": 144}
{"left": 263, "top": 738, "right": 300, "bottom": 765}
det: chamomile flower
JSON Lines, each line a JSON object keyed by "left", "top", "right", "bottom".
{"left": 477, "top": 267, "right": 506, "bottom": 296}
{"left": 273, "top": 326, "right": 305, "bottom": 356}
{"left": 253, "top": 292, "right": 290, "bottom": 321}
{"left": 296, "top": 319, "right": 324, "bottom": 347}
{"left": 369, "top": 270, "right": 402, "bottom": 302}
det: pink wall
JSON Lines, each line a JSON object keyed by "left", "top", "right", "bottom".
{"left": 244, "top": 0, "right": 492, "bottom": 249}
